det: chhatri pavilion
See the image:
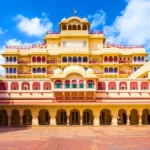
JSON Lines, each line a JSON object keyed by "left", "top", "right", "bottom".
{"left": 0, "top": 16, "right": 150, "bottom": 126}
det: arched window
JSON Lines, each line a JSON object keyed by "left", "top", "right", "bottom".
{"left": 55, "top": 80, "right": 62, "bottom": 89}
{"left": 108, "top": 82, "right": 116, "bottom": 90}
{"left": 141, "top": 82, "right": 148, "bottom": 90}
{"left": 13, "top": 57, "right": 16, "bottom": 62}
{"left": 119, "top": 82, "right": 127, "bottom": 90}
{"left": 78, "top": 25, "right": 81, "bottom": 30}
{"left": 109, "top": 67, "right": 113, "bottom": 73}
{"left": 72, "top": 80, "right": 77, "bottom": 88}
{"left": 83, "top": 56, "right": 88, "bottom": 62}
{"left": 65, "top": 80, "right": 70, "bottom": 88}
{"left": 22, "top": 82, "right": 30, "bottom": 90}
{"left": 104, "top": 56, "right": 108, "bottom": 62}
{"left": 68, "top": 25, "right": 71, "bottom": 30}
{"left": 109, "top": 56, "right": 113, "bottom": 62}
{"left": 98, "top": 82, "right": 105, "bottom": 90}
{"left": 37, "top": 57, "right": 41, "bottom": 63}
{"left": 43, "top": 82, "right": 51, "bottom": 90}
{"left": 32, "top": 68, "right": 36, "bottom": 73}
{"left": 37, "top": 68, "right": 41, "bottom": 73}
{"left": 6, "top": 57, "right": 9, "bottom": 62}
{"left": 87, "top": 80, "right": 94, "bottom": 88}
{"left": 13, "top": 68, "right": 16, "bottom": 73}
{"left": 32, "top": 82, "right": 40, "bottom": 90}
{"left": 104, "top": 68, "right": 108, "bottom": 73}
{"left": 142, "top": 56, "right": 144, "bottom": 62}
{"left": 82, "top": 24, "right": 87, "bottom": 30}
{"left": 68, "top": 57, "right": 72, "bottom": 62}
{"left": 32, "top": 57, "right": 36, "bottom": 63}
{"left": 73, "top": 25, "right": 76, "bottom": 30}
{"left": 79, "top": 80, "right": 84, "bottom": 88}
{"left": 73, "top": 57, "right": 77, "bottom": 62}
{"left": 11, "top": 82, "right": 19, "bottom": 90}
{"left": 78, "top": 57, "right": 82, "bottom": 62}
{"left": 130, "top": 82, "right": 138, "bottom": 90}
{"left": 6, "top": 68, "right": 8, "bottom": 73}
{"left": 114, "top": 67, "right": 118, "bottom": 73}
{"left": 9, "top": 57, "right": 12, "bottom": 62}
{"left": 10, "top": 68, "right": 12, "bottom": 74}
{"left": 42, "top": 68, "right": 46, "bottom": 73}
{"left": 0, "top": 82, "right": 8, "bottom": 90}
{"left": 138, "top": 56, "right": 141, "bottom": 62}
{"left": 62, "top": 57, "right": 67, "bottom": 62}
{"left": 134, "top": 56, "right": 137, "bottom": 62}
{"left": 62, "top": 25, "right": 67, "bottom": 30}
{"left": 42, "top": 56, "right": 46, "bottom": 62}
{"left": 114, "top": 56, "right": 118, "bottom": 62}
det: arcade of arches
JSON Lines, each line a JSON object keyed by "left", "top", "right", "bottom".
{"left": 0, "top": 106, "right": 150, "bottom": 126}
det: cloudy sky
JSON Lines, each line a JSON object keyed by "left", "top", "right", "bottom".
{"left": 0, "top": 0, "right": 150, "bottom": 75}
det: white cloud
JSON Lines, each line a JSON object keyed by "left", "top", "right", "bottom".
{"left": 14, "top": 14, "right": 53, "bottom": 36}
{"left": 0, "top": 39, "right": 42, "bottom": 76}
{"left": 88, "top": 10, "right": 106, "bottom": 29}
{"left": 0, "top": 27, "right": 7, "bottom": 35}
{"left": 103, "top": 0, "right": 150, "bottom": 46}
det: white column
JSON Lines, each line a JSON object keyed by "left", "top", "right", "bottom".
{"left": 32, "top": 112, "right": 39, "bottom": 126}
{"left": 50, "top": 112, "right": 56, "bottom": 126}
{"left": 111, "top": 113, "right": 118, "bottom": 126}
{"left": 93, "top": 111, "right": 100, "bottom": 126}
{"left": 138, "top": 115, "right": 142, "bottom": 126}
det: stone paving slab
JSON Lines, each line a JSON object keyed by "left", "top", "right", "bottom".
{"left": 0, "top": 126, "right": 150, "bottom": 150}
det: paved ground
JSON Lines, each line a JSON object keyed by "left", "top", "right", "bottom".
{"left": 0, "top": 126, "right": 150, "bottom": 150}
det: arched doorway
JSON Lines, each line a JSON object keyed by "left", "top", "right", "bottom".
{"left": 100, "top": 109, "right": 111, "bottom": 125}
{"left": 38, "top": 109, "right": 50, "bottom": 125}
{"left": 83, "top": 109, "right": 93, "bottom": 125}
{"left": 70, "top": 109, "right": 80, "bottom": 125}
{"left": 11, "top": 109, "right": 20, "bottom": 125}
{"left": 56, "top": 109, "right": 67, "bottom": 125}
{"left": 142, "top": 109, "right": 150, "bottom": 125}
{"left": 0, "top": 109, "right": 8, "bottom": 126}
{"left": 118, "top": 109, "right": 127, "bottom": 125}
{"left": 23, "top": 109, "right": 32, "bottom": 125}
{"left": 130, "top": 109, "right": 138, "bottom": 125}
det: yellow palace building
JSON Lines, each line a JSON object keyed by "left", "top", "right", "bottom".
{"left": 0, "top": 16, "right": 150, "bottom": 126}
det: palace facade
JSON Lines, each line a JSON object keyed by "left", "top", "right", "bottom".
{"left": 0, "top": 16, "right": 150, "bottom": 126}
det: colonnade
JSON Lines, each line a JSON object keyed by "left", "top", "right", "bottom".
{"left": 0, "top": 108, "right": 150, "bottom": 126}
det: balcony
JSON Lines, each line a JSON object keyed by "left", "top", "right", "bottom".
{"left": 119, "top": 60, "right": 131, "bottom": 64}
{"left": 18, "top": 60, "right": 31, "bottom": 64}
{"left": 47, "top": 71, "right": 54, "bottom": 74}
{"left": 119, "top": 70, "right": 132, "bottom": 74}
{"left": 18, "top": 71, "right": 31, "bottom": 75}
{"left": 47, "top": 60, "right": 61, "bottom": 64}
{"left": 89, "top": 61, "right": 103, "bottom": 64}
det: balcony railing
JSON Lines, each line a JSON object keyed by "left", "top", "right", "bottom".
{"left": 89, "top": 31, "right": 103, "bottom": 34}
{"left": 46, "top": 31, "right": 60, "bottom": 34}
{"left": 89, "top": 61, "right": 103, "bottom": 64}
{"left": 119, "top": 71, "right": 132, "bottom": 74}
{"left": 47, "top": 60, "right": 61, "bottom": 64}
{"left": 18, "top": 71, "right": 31, "bottom": 75}
{"left": 47, "top": 71, "right": 54, "bottom": 74}
{"left": 18, "top": 60, "right": 31, "bottom": 64}
{"left": 119, "top": 60, "right": 131, "bottom": 64}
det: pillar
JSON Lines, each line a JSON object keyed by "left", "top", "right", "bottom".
{"left": 126, "top": 115, "right": 130, "bottom": 125}
{"left": 32, "top": 113, "right": 39, "bottom": 126}
{"left": 93, "top": 111, "right": 100, "bottom": 126}
{"left": 111, "top": 115, "right": 118, "bottom": 126}
{"left": 20, "top": 115, "right": 23, "bottom": 126}
{"left": 80, "top": 115, "right": 83, "bottom": 126}
{"left": 138, "top": 115, "right": 142, "bottom": 126}
{"left": 7, "top": 111, "right": 11, "bottom": 126}
{"left": 50, "top": 112, "right": 56, "bottom": 126}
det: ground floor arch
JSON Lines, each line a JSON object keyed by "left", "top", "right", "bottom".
{"left": 118, "top": 109, "right": 127, "bottom": 125}
{"left": 38, "top": 109, "right": 50, "bottom": 125}
{"left": 83, "top": 109, "right": 93, "bottom": 125}
{"left": 70, "top": 109, "right": 80, "bottom": 125}
{"left": 142, "top": 109, "right": 150, "bottom": 125}
{"left": 23, "top": 109, "right": 32, "bottom": 125}
{"left": 56, "top": 109, "right": 67, "bottom": 125}
{"left": 11, "top": 109, "right": 20, "bottom": 125}
{"left": 130, "top": 109, "right": 138, "bottom": 125}
{"left": 100, "top": 109, "right": 111, "bottom": 125}
{"left": 0, "top": 109, "right": 8, "bottom": 126}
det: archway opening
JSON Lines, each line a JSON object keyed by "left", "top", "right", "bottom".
{"left": 100, "top": 109, "right": 111, "bottom": 125}
{"left": 70, "top": 109, "right": 80, "bottom": 125}
{"left": 83, "top": 109, "right": 93, "bottom": 125}
{"left": 23, "top": 109, "right": 32, "bottom": 125}
{"left": 56, "top": 109, "right": 67, "bottom": 125}
{"left": 142, "top": 109, "right": 150, "bottom": 125}
{"left": 0, "top": 109, "right": 8, "bottom": 126}
{"left": 130, "top": 109, "right": 138, "bottom": 125}
{"left": 118, "top": 109, "right": 127, "bottom": 125}
{"left": 11, "top": 109, "right": 20, "bottom": 125}
{"left": 38, "top": 109, "right": 50, "bottom": 125}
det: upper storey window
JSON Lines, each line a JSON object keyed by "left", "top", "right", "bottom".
{"left": 83, "top": 41, "right": 87, "bottom": 47}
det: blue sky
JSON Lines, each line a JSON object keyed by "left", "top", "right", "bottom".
{"left": 0, "top": 0, "right": 150, "bottom": 74}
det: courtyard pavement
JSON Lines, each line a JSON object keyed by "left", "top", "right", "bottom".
{"left": 0, "top": 126, "right": 150, "bottom": 150}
